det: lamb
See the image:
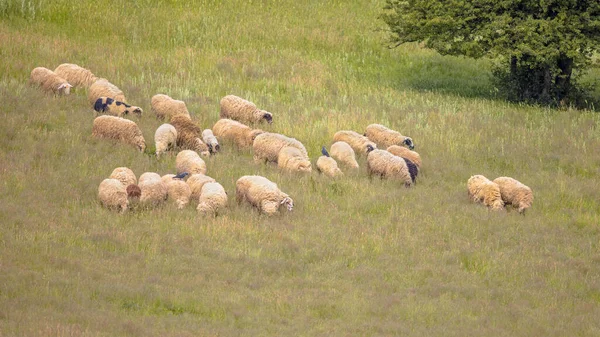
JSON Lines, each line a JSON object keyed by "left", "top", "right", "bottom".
{"left": 186, "top": 173, "right": 216, "bottom": 203}
{"left": 235, "top": 175, "right": 293, "bottom": 215}
{"left": 166, "top": 179, "right": 192, "bottom": 209}
{"left": 92, "top": 115, "right": 146, "bottom": 152}
{"left": 29, "top": 67, "right": 73, "bottom": 95}
{"left": 138, "top": 172, "right": 168, "bottom": 207}
{"left": 154, "top": 123, "right": 178, "bottom": 158}
{"left": 387, "top": 145, "right": 422, "bottom": 169}
{"left": 316, "top": 147, "right": 343, "bottom": 178}
{"left": 332, "top": 130, "right": 377, "bottom": 156}
{"left": 151, "top": 94, "right": 191, "bottom": 120}
{"left": 109, "top": 167, "right": 137, "bottom": 187}
{"left": 93, "top": 97, "right": 143, "bottom": 118}
{"left": 53, "top": 63, "right": 98, "bottom": 88}
{"left": 277, "top": 146, "right": 312, "bottom": 173}
{"left": 88, "top": 78, "right": 126, "bottom": 106}
{"left": 197, "top": 182, "right": 228, "bottom": 216}
{"left": 98, "top": 178, "right": 128, "bottom": 212}
{"left": 330, "top": 141, "right": 359, "bottom": 170}
{"left": 220, "top": 95, "right": 273, "bottom": 124}
{"left": 170, "top": 115, "right": 210, "bottom": 156}
{"left": 176, "top": 150, "right": 207, "bottom": 175}
{"left": 366, "top": 148, "right": 414, "bottom": 187}
{"left": 365, "top": 123, "right": 414, "bottom": 150}
{"left": 467, "top": 175, "right": 504, "bottom": 211}
{"left": 212, "top": 118, "right": 264, "bottom": 149}
{"left": 493, "top": 177, "right": 533, "bottom": 214}
{"left": 252, "top": 132, "right": 308, "bottom": 164}
{"left": 202, "top": 129, "right": 220, "bottom": 154}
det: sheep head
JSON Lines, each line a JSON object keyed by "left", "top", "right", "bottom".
{"left": 403, "top": 137, "right": 415, "bottom": 150}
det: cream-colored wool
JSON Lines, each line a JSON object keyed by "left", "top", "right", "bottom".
{"left": 151, "top": 94, "right": 191, "bottom": 120}
{"left": 92, "top": 115, "right": 146, "bottom": 152}
{"left": 139, "top": 172, "right": 161, "bottom": 185}
{"left": 316, "top": 156, "right": 343, "bottom": 178}
{"left": 493, "top": 177, "right": 533, "bottom": 214}
{"left": 366, "top": 149, "right": 413, "bottom": 187}
{"left": 154, "top": 123, "right": 178, "bottom": 158}
{"left": 161, "top": 174, "right": 176, "bottom": 185}
{"left": 98, "top": 178, "right": 128, "bottom": 212}
{"left": 330, "top": 141, "right": 359, "bottom": 170}
{"left": 220, "top": 95, "right": 273, "bottom": 124}
{"left": 170, "top": 115, "right": 210, "bottom": 156}
{"left": 176, "top": 150, "right": 207, "bottom": 175}
{"left": 166, "top": 180, "right": 191, "bottom": 210}
{"left": 138, "top": 172, "right": 167, "bottom": 207}
{"left": 54, "top": 63, "right": 98, "bottom": 88}
{"left": 88, "top": 79, "right": 126, "bottom": 106}
{"left": 212, "top": 118, "right": 264, "bottom": 149}
{"left": 109, "top": 167, "right": 137, "bottom": 187}
{"left": 365, "top": 124, "right": 414, "bottom": 149}
{"left": 386, "top": 145, "right": 422, "bottom": 169}
{"left": 93, "top": 97, "right": 143, "bottom": 118}
{"left": 186, "top": 174, "right": 216, "bottom": 203}
{"left": 332, "top": 130, "right": 377, "bottom": 156}
{"left": 235, "top": 175, "right": 293, "bottom": 215}
{"left": 252, "top": 132, "right": 308, "bottom": 164}
{"left": 29, "top": 67, "right": 73, "bottom": 95}
{"left": 277, "top": 146, "right": 312, "bottom": 173}
{"left": 197, "top": 182, "right": 228, "bottom": 216}
{"left": 467, "top": 175, "right": 504, "bottom": 211}
{"left": 202, "top": 129, "right": 220, "bottom": 153}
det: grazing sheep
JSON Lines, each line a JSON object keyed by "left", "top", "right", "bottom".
{"left": 252, "top": 132, "right": 308, "bottom": 164}
{"left": 88, "top": 79, "right": 126, "bottom": 106}
{"left": 176, "top": 150, "right": 207, "bottom": 175}
{"left": 109, "top": 167, "right": 137, "bottom": 187}
{"left": 202, "top": 129, "right": 220, "bottom": 154}
{"left": 316, "top": 147, "right": 343, "bottom": 178}
{"left": 92, "top": 115, "right": 146, "bottom": 152}
{"left": 277, "top": 146, "right": 312, "bottom": 173}
{"left": 126, "top": 184, "right": 141, "bottom": 204}
{"left": 493, "top": 177, "right": 533, "bottom": 214}
{"left": 93, "top": 97, "right": 143, "bottom": 118}
{"left": 98, "top": 178, "right": 128, "bottom": 212}
{"left": 366, "top": 148, "right": 413, "bottom": 187}
{"left": 138, "top": 172, "right": 168, "bottom": 207}
{"left": 197, "top": 182, "right": 228, "bottom": 216}
{"left": 220, "top": 95, "right": 273, "bottom": 124}
{"left": 365, "top": 123, "right": 414, "bottom": 150}
{"left": 330, "top": 141, "right": 359, "bottom": 170}
{"left": 186, "top": 173, "right": 216, "bottom": 203}
{"left": 154, "top": 123, "right": 178, "bottom": 158}
{"left": 467, "top": 175, "right": 504, "bottom": 211}
{"left": 53, "top": 63, "right": 98, "bottom": 88}
{"left": 166, "top": 179, "right": 192, "bottom": 209}
{"left": 236, "top": 175, "right": 293, "bottom": 215}
{"left": 29, "top": 67, "right": 73, "bottom": 95}
{"left": 170, "top": 115, "right": 210, "bottom": 156}
{"left": 150, "top": 94, "right": 191, "bottom": 120}
{"left": 332, "top": 130, "right": 377, "bottom": 156}
{"left": 212, "top": 118, "right": 264, "bottom": 149}
{"left": 387, "top": 145, "right": 422, "bottom": 169}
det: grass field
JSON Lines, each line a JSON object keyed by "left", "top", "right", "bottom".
{"left": 1, "top": 0, "right": 600, "bottom": 335}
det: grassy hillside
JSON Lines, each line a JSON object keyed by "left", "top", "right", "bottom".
{"left": 1, "top": 0, "right": 599, "bottom": 335}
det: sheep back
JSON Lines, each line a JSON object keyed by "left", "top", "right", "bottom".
{"left": 213, "top": 118, "right": 264, "bottom": 149}
{"left": 98, "top": 178, "right": 128, "bottom": 212}
{"left": 467, "top": 175, "right": 504, "bottom": 210}
{"left": 186, "top": 174, "right": 216, "bottom": 202}
{"left": 176, "top": 150, "right": 207, "bottom": 175}
{"left": 235, "top": 175, "right": 293, "bottom": 215}
{"left": 30, "top": 67, "right": 72, "bottom": 95}
{"left": 109, "top": 167, "right": 137, "bottom": 187}
{"left": 493, "top": 177, "right": 533, "bottom": 213}
{"left": 197, "top": 182, "right": 228, "bottom": 215}
{"left": 166, "top": 180, "right": 192, "bottom": 209}
{"left": 92, "top": 115, "right": 146, "bottom": 152}
{"left": 277, "top": 146, "right": 312, "bottom": 173}
{"left": 333, "top": 130, "right": 377, "bottom": 156}
{"left": 366, "top": 149, "right": 413, "bottom": 187}
{"left": 316, "top": 156, "right": 343, "bottom": 178}
{"left": 387, "top": 145, "right": 421, "bottom": 168}
{"left": 155, "top": 123, "right": 178, "bottom": 157}
{"left": 138, "top": 173, "right": 167, "bottom": 207}
{"left": 365, "top": 124, "right": 414, "bottom": 149}
{"left": 253, "top": 132, "right": 308, "bottom": 164}
{"left": 54, "top": 63, "right": 98, "bottom": 88}
{"left": 220, "top": 95, "right": 272, "bottom": 124}
{"left": 330, "top": 141, "right": 359, "bottom": 170}
{"left": 151, "top": 94, "right": 190, "bottom": 120}
{"left": 88, "top": 79, "right": 126, "bottom": 106}
{"left": 170, "top": 115, "right": 210, "bottom": 156}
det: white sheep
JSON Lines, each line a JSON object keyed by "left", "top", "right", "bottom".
{"left": 467, "top": 175, "right": 504, "bottom": 211}
{"left": 166, "top": 179, "right": 192, "bottom": 210}
{"left": 138, "top": 172, "right": 168, "bottom": 207}
{"left": 186, "top": 173, "right": 216, "bottom": 203}
{"left": 236, "top": 175, "right": 293, "bottom": 215}
{"left": 88, "top": 78, "right": 126, "bottom": 106}
{"left": 212, "top": 118, "right": 264, "bottom": 149}
{"left": 316, "top": 147, "right": 343, "bottom": 178}
{"left": 220, "top": 95, "right": 273, "bottom": 124}
{"left": 93, "top": 97, "right": 143, "bottom": 118}
{"left": 252, "top": 132, "right": 308, "bottom": 164}
{"left": 277, "top": 146, "right": 312, "bottom": 173}
{"left": 202, "top": 129, "right": 220, "bottom": 154}
{"left": 154, "top": 123, "right": 178, "bottom": 158}
{"left": 29, "top": 67, "right": 73, "bottom": 95}
{"left": 332, "top": 130, "right": 377, "bottom": 156}
{"left": 366, "top": 148, "right": 414, "bottom": 187}
{"left": 330, "top": 141, "right": 359, "bottom": 170}
{"left": 387, "top": 145, "right": 422, "bottom": 169}
{"left": 176, "top": 150, "right": 207, "bottom": 175}
{"left": 98, "top": 178, "right": 128, "bottom": 212}
{"left": 92, "top": 115, "right": 146, "bottom": 152}
{"left": 365, "top": 123, "right": 414, "bottom": 150}
{"left": 54, "top": 63, "right": 98, "bottom": 88}
{"left": 151, "top": 94, "right": 191, "bottom": 120}
{"left": 197, "top": 182, "right": 228, "bottom": 216}
{"left": 109, "top": 167, "right": 137, "bottom": 187}
{"left": 493, "top": 177, "right": 533, "bottom": 214}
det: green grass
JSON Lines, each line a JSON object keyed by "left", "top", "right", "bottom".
{"left": 1, "top": 0, "right": 600, "bottom": 335}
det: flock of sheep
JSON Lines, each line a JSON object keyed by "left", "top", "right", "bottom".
{"left": 29, "top": 63, "right": 534, "bottom": 216}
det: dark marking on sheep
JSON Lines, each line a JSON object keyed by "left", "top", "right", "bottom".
{"left": 321, "top": 146, "right": 330, "bottom": 157}
{"left": 93, "top": 98, "right": 106, "bottom": 112}
{"left": 366, "top": 144, "right": 375, "bottom": 153}
{"left": 263, "top": 113, "right": 273, "bottom": 124}
{"left": 403, "top": 157, "right": 418, "bottom": 183}
{"left": 115, "top": 101, "right": 123, "bottom": 106}
{"left": 404, "top": 138, "right": 415, "bottom": 150}
{"left": 126, "top": 184, "right": 141, "bottom": 198}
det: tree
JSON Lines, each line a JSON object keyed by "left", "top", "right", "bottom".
{"left": 381, "top": 0, "right": 600, "bottom": 106}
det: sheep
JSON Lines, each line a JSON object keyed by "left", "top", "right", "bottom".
{"left": 53, "top": 63, "right": 98, "bottom": 88}
{"left": 151, "top": 94, "right": 191, "bottom": 120}
{"left": 170, "top": 115, "right": 210, "bottom": 156}
{"left": 366, "top": 148, "right": 414, "bottom": 187}
{"left": 138, "top": 172, "right": 168, "bottom": 207}
{"left": 88, "top": 78, "right": 126, "bottom": 106}
{"left": 235, "top": 175, "right": 293, "bottom": 215}
{"left": 126, "top": 184, "right": 141, "bottom": 204}
{"left": 252, "top": 132, "right": 308, "bottom": 164}
{"left": 161, "top": 174, "right": 176, "bottom": 185}
{"left": 109, "top": 167, "right": 137, "bottom": 187}
{"left": 29, "top": 67, "right": 73, "bottom": 95}
{"left": 98, "top": 178, "right": 128, "bottom": 212}
{"left": 467, "top": 175, "right": 504, "bottom": 211}
{"left": 186, "top": 173, "right": 216, "bottom": 203}
{"left": 212, "top": 118, "right": 264, "bottom": 149}
{"left": 92, "top": 115, "right": 146, "bottom": 152}
{"left": 202, "top": 129, "right": 220, "bottom": 154}
{"left": 154, "top": 123, "right": 178, "bottom": 158}
{"left": 330, "top": 141, "right": 359, "bottom": 170}
{"left": 93, "top": 97, "right": 143, "bottom": 118}
{"left": 493, "top": 177, "right": 533, "bottom": 214}
{"left": 220, "top": 95, "right": 273, "bottom": 124}
{"left": 365, "top": 123, "right": 414, "bottom": 150}
{"left": 387, "top": 145, "right": 422, "bottom": 169}
{"left": 176, "top": 150, "right": 207, "bottom": 176}
{"left": 332, "top": 130, "right": 377, "bottom": 156}
{"left": 197, "top": 182, "right": 228, "bottom": 216}
{"left": 316, "top": 147, "right": 343, "bottom": 178}
{"left": 166, "top": 179, "right": 192, "bottom": 209}
{"left": 277, "top": 146, "right": 312, "bottom": 173}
